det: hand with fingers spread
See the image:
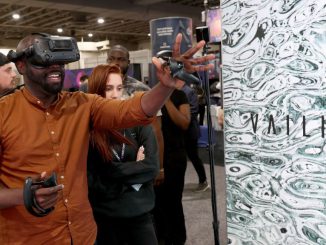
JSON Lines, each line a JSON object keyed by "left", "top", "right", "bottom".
{"left": 33, "top": 172, "right": 64, "bottom": 210}
{"left": 152, "top": 33, "right": 215, "bottom": 88}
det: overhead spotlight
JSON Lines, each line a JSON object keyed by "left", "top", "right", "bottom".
{"left": 57, "top": 28, "right": 63, "bottom": 33}
{"left": 88, "top": 33, "right": 93, "bottom": 37}
{"left": 97, "top": 18, "right": 104, "bottom": 24}
{"left": 147, "top": 33, "right": 151, "bottom": 37}
{"left": 12, "top": 13, "right": 20, "bottom": 20}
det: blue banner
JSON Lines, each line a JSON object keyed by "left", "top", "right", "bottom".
{"left": 149, "top": 17, "right": 193, "bottom": 87}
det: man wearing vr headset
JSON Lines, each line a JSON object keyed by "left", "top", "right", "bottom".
{"left": 0, "top": 33, "right": 213, "bottom": 245}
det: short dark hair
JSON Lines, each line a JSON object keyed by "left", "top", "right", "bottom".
{"left": 107, "top": 45, "right": 130, "bottom": 59}
{"left": 0, "top": 52, "right": 10, "bottom": 67}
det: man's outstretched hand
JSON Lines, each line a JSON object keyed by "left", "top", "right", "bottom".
{"left": 152, "top": 33, "right": 215, "bottom": 88}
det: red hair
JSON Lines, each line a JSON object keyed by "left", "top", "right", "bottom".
{"left": 88, "top": 64, "right": 131, "bottom": 162}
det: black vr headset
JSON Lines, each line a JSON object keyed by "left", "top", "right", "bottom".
{"left": 7, "top": 33, "right": 80, "bottom": 67}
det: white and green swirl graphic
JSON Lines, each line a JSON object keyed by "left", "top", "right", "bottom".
{"left": 222, "top": 0, "right": 326, "bottom": 244}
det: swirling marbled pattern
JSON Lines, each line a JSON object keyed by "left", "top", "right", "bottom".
{"left": 222, "top": 0, "right": 326, "bottom": 243}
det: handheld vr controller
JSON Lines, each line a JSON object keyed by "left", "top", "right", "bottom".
{"left": 156, "top": 50, "right": 199, "bottom": 84}
{"left": 7, "top": 33, "right": 80, "bottom": 67}
{"left": 23, "top": 172, "right": 58, "bottom": 217}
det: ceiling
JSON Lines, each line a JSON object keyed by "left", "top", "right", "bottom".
{"left": 0, "top": 0, "right": 220, "bottom": 46}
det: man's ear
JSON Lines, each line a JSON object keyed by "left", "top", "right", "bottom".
{"left": 15, "top": 60, "right": 25, "bottom": 75}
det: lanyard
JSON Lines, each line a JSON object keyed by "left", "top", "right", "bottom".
{"left": 111, "top": 131, "right": 125, "bottom": 162}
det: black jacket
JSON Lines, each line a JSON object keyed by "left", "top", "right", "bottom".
{"left": 87, "top": 125, "right": 159, "bottom": 218}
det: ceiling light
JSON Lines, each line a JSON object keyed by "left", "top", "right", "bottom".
{"left": 57, "top": 28, "right": 63, "bottom": 33}
{"left": 12, "top": 14, "right": 20, "bottom": 20}
{"left": 97, "top": 18, "right": 104, "bottom": 24}
{"left": 88, "top": 33, "right": 93, "bottom": 37}
{"left": 147, "top": 33, "right": 151, "bottom": 37}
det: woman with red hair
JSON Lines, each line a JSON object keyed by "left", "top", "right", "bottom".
{"left": 87, "top": 64, "right": 159, "bottom": 245}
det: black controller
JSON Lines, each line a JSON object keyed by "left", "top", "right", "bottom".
{"left": 156, "top": 50, "right": 200, "bottom": 85}
{"left": 23, "top": 172, "right": 58, "bottom": 217}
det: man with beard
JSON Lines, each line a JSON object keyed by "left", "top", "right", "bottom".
{"left": 107, "top": 45, "right": 165, "bottom": 186}
{"left": 0, "top": 52, "right": 17, "bottom": 97}
{"left": 0, "top": 33, "right": 214, "bottom": 245}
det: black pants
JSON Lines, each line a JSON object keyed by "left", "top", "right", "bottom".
{"left": 185, "top": 134, "right": 207, "bottom": 184}
{"left": 155, "top": 149, "right": 187, "bottom": 245}
{"left": 198, "top": 104, "right": 206, "bottom": 126}
{"left": 95, "top": 213, "right": 158, "bottom": 245}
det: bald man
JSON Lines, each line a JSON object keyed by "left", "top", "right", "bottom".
{"left": 0, "top": 52, "right": 16, "bottom": 97}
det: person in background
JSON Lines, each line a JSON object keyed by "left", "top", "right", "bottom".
{"left": 79, "top": 74, "right": 89, "bottom": 93}
{"left": 158, "top": 88, "right": 190, "bottom": 245}
{"left": 217, "top": 107, "right": 224, "bottom": 128}
{"left": 0, "top": 52, "right": 17, "bottom": 97}
{"left": 107, "top": 45, "right": 164, "bottom": 186}
{"left": 175, "top": 78, "right": 209, "bottom": 192}
{"left": 209, "top": 78, "right": 222, "bottom": 106}
{"left": 194, "top": 84, "right": 206, "bottom": 126}
{"left": 87, "top": 64, "right": 159, "bottom": 245}
{"left": 0, "top": 32, "right": 214, "bottom": 245}
{"left": 107, "top": 45, "right": 149, "bottom": 97}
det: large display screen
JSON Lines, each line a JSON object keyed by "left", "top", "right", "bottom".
{"left": 206, "top": 7, "right": 222, "bottom": 43}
